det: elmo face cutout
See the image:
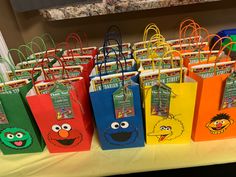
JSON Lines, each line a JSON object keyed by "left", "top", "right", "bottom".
{"left": 48, "top": 123, "right": 82, "bottom": 148}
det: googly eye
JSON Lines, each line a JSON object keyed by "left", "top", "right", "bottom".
{"left": 52, "top": 125, "right": 61, "bottom": 132}
{"left": 120, "top": 121, "right": 129, "bottom": 129}
{"left": 166, "top": 126, "right": 172, "bottom": 131}
{"left": 160, "top": 126, "right": 166, "bottom": 130}
{"left": 214, "top": 121, "right": 219, "bottom": 125}
{"left": 221, "top": 120, "right": 225, "bottom": 124}
{"left": 62, "top": 124, "right": 71, "bottom": 131}
{"left": 15, "top": 132, "right": 23, "bottom": 138}
{"left": 6, "top": 133, "right": 14, "bottom": 139}
{"left": 111, "top": 122, "right": 119, "bottom": 129}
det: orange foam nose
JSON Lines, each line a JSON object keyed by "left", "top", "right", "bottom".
{"left": 58, "top": 129, "right": 69, "bottom": 138}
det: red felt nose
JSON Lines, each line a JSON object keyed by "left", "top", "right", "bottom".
{"left": 217, "top": 123, "right": 222, "bottom": 128}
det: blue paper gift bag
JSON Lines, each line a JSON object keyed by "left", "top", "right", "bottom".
{"left": 89, "top": 81, "right": 145, "bottom": 150}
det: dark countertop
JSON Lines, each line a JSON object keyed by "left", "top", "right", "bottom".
{"left": 40, "top": 0, "right": 220, "bottom": 21}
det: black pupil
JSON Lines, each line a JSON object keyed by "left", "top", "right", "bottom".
{"left": 64, "top": 126, "right": 68, "bottom": 129}
{"left": 56, "top": 127, "right": 60, "bottom": 130}
{"left": 121, "top": 123, "right": 125, "bottom": 126}
{"left": 115, "top": 124, "right": 119, "bottom": 128}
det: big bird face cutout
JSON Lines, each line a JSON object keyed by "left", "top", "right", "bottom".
{"left": 48, "top": 123, "right": 83, "bottom": 148}
{"left": 206, "top": 113, "right": 233, "bottom": 134}
{"left": 148, "top": 115, "right": 184, "bottom": 142}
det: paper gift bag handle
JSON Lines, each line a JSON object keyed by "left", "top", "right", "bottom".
{"left": 99, "top": 47, "right": 126, "bottom": 75}
{"left": 208, "top": 36, "right": 232, "bottom": 61}
{"left": 27, "top": 41, "right": 44, "bottom": 60}
{"left": 31, "top": 36, "right": 47, "bottom": 52}
{"left": 179, "top": 18, "right": 200, "bottom": 37}
{"left": 8, "top": 48, "right": 27, "bottom": 67}
{"left": 160, "top": 50, "right": 184, "bottom": 83}
{"left": 18, "top": 44, "right": 40, "bottom": 64}
{"left": 56, "top": 42, "right": 79, "bottom": 67}
{"left": 180, "top": 26, "right": 209, "bottom": 52}
{"left": 211, "top": 41, "right": 236, "bottom": 76}
{"left": 41, "top": 33, "right": 56, "bottom": 49}
{"left": 0, "top": 70, "right": 15, "bottom": 91}
{"left": 179, "top": 18, "right": 200, "bottom": 41}
{"left": 31, "top": 52, "right": 67, "bottom": 91}
{"left": 148, "top": 41, "right": 173, "bottom": 71}
{"left": 143, "top": 23, "right": 162, "bottom": 49}
{"left": 214, "top": 41, "right": 234, "bottom": 63}
{"left": 197, "top": 33, "right": 221, "bottom": 54}
{"left": 194, "top": 34, "right": 223, "bottom": 64}
{"left": 65, "top": 33, "right": 84, "bottom": 55}
{"left": 179, "top": 23, "right": 200, "bottom": 51}
{"left": 104, "top": 25, "right": 122, "bottom": 51}
{"left": 0, "top": 57, "right": 19, "bottom": 80}
{"left": 147, "top": 33, "right": 166, "bottom": 51}
{"left": 98, "top": 51, "right": 125, "bottom": 90}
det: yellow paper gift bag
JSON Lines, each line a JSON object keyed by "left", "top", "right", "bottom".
{"left": 142, "top": 50, "right": 198, "bottom": 144}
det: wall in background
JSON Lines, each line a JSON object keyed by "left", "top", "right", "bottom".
{"left": 0, "top": 0, "right": 24, "bottom": 53}
{"left": 1, "top": 0, "right": 236, "bottom": 62}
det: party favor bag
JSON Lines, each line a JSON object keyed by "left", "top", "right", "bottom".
{"left": 27, "top": 56, "right": 94, "bottom": 153}
{"left": 142, "top": 50, "right": 197, "bottom": 144}
{"left": 90, "top": 59, "right": 144, "bottom": 150}
{"left": 191, "top": 42, "right": 236, "bottom": 141}
{"left": 0, "top": 64, "right": 45, "bottom": 155}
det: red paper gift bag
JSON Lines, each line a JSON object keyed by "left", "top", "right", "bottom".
{"left": 26, "top": 56, "right": 94, "bottom": 153}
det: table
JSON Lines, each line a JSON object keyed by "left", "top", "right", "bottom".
{"left": 1, "top": 133, "right": 236, "bottom": 177}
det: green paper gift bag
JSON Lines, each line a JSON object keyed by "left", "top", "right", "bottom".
{"left": 0, "top": 59, "right": 45, "bottom": 155}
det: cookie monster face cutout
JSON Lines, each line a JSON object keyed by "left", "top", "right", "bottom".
{"left": 0, "top": 128, "right": 32, "bottom": 149}
{"left": 104, "top": 121, "right": 138, "bottom": 145}
{"left": 48, "top": 123, "right": 83, "bottom": 148}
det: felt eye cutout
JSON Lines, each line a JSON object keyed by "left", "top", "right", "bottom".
{"left": 6, "top": 133, "right": 14, "bottom": 139}
{"left": 15, "top": 132, "right": 24, "bottom": 139}
{"left": 120, "top": 121, "right": 129, "bottom": 129}
{"left": 61, "top": 124, "right": 71, "bottom": 131}
{"left": 160, "top": 126, "right": 166, "bottom": 130}
{"left": 52, "top": 125, "right": 61, "bottom": 132}
{"left": 111, "top": 122, "right": 119, "bottom": 129}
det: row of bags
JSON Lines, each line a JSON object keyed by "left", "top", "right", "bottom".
{"left": 89, "top": 19, "right": 236, "bottom": 150}
{"left": 0, "top": 18, "right": 235, "bottom": 155}
{"left": 0, "top": 33, "right": 97, "bottom": 154}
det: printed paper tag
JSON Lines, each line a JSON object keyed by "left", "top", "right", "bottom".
{"left": 45, "top": 67, "right": 82, "bottom": 79}
{"left": 191, "top": 61, "right": 235, "bottom": 78}
{"left": 141, "top": 69, "right": 185, "bottom": 86}
{"left": 50, "top": 82, "right": 74, "bottom": 119}
{"left": 35, "top": 77, "right": 82, "bottom": 94}
{"left": 140, "top": 58, "right": 180, "bottom": 70}
{"left": 100, "top": 43, "right": 131, "bottom": 53}
{"left": 91, "top": 72, "right": 137, "bottom": 91}
{"left": 221, "top": 72, "right": 236, "bottom": 109}
{"left": 95, "top": 60, "right": 133, "bottom": 75}
{"left": 113, "top": 86, "right": 135, "bottom": 119}
{"left": 151, "top": 83, "right": 171, "bottom": 116}
{"left": 0, "top": 101, "right": 8, "bottom": 124}
{"left": 96, "top": 51, "right": 131, "bottom": 63}
{"left": 0, "top": 79, "right": 28, "bottom": 93}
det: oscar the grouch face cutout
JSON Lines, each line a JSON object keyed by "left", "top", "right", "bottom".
{"left": 206, "top": 113, "right": 234, "bottom": 134}
{"left": 0, "top": 128, "right": 32, "bottom": 149}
